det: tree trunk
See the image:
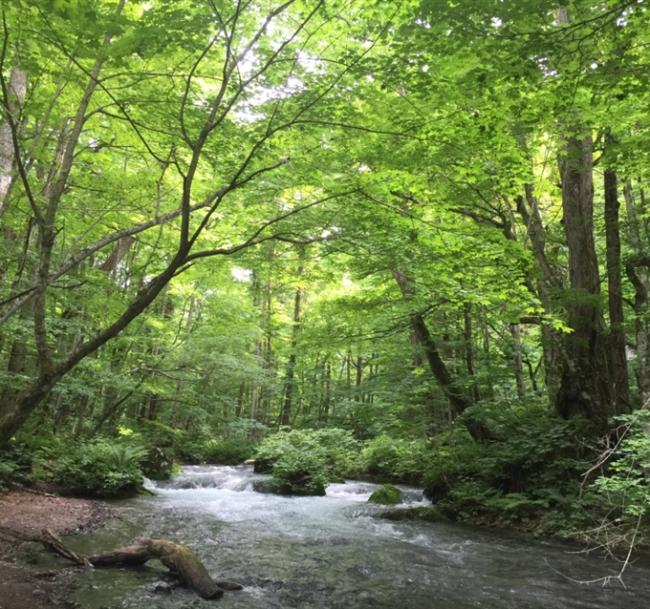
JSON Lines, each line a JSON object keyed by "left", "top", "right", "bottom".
{"left": 463, "top": 303, "right": 479, "bottom": 401}
{"left": 354, "top": 355, "right": 363, "bottom": 402}
{"left": 0, "top": 68, "right": 28, "bottom": 216}
{"left": 281, "top": 259, "right": 304, "bottom": 426}
{"left": 35, "top": 529, "right": 242, "bottom": 600}
{"left": 604, "top": 168, "right": 630, "bottom": 412}
{"left": 0, "top": 258, "right": 184, "bottom": 446}
{"left": 555, "top": 134, "right": 613, "bottom": 430}
{"left": 626, "top": 254, "right": 650, "bottom": 404}
{"left": 235, "top": 382, "right": 245, "bottom": 418}
{"left": 391, "top": 268, "right": 484, "bottom": 436}
{"left": 511, "top": 323, "right": 525, "bottom": 399}
{"left": 479, "top": 306, "right": 494, "bottom": 398}
{"left": 250, "top": 271, "right": 262, "bottom": 419}
{"left": 624, "top": 181, "right": 650, "bottom": 402}
{"left": 516, "top": 186, "right": 564, "bottom": 398}
{"left": 320, "top": 358, "right": 331, "bottom": 422}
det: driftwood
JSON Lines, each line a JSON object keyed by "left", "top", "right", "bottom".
{"left": 38, "top": 528, "right": 242, "bottom": 600}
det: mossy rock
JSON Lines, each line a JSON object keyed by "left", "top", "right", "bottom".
{"left": 368, "top": 484, "right": 401, "bottom": 505}
{"left": 379, "top": 506, "right": 448, "bottom": 523}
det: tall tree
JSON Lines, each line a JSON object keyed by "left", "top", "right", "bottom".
{"left": 0, "top": 0, "right": 367, "bottom": 445}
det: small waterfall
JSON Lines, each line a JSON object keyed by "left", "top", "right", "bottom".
{"left": 151, "top": 464, "right": 262, "bottom": 491}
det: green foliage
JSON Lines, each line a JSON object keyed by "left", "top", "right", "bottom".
{"left": 362, "top": 435, "right": 428, "bottom": 484}
{"left": 254, "top": 432, "right": 291, "bottom": 473}
{"left": 173, "top": 420, "right": 262, "bottom": 465}
{"left": 0, "top": 442, "right": 33, "bottom": 490}
{"left": 309, "top": 428, "right": 362, "bottom": 480}
{"left": 141, "top": 446, "right": 175, "bottom": 481}
{"left": 591, "top": 410, "right": 650, "bottom": 521}
{"left": 254, "top": 428, "right": 359, "bottom": 479}
{"left": 176, "top": 434, "right": 255, "bottom": 465}
{"left": 53, "top": 439, "right": 146, "bottom": 498}
{"left": 175, "top": 435, "right": 255, "bottom": 465}
{"left": 0, "top": 461, "right": 19, "bottom": 491}
{"left": 422, "top": 403, "right": 592, "bottom": 529}
{"left": 203, "top": 439, "right": 255, "bottom": 465}
{"left": 1, "top": 0, "right": 649, "bottom": 551}
{"left": 270, "top": 448, "right": 329, "bottom": 496}
{"left": 368, "top": 484, "right": 402, "bottom": 505}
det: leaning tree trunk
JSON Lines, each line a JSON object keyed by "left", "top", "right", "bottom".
{"left": 555, "top": 134, "right": 614, "bottom": 431}
{"left": 516, "top": 184, "right": 564, "bottom": 400}
{"left": 510, "top": 323, "right": 525, "bottom": 400}
{"left": 392, "top": 268, "right": 492, "bottom": 441}
{"left": 392, "top": 269, "right": 469, "bottom": 418}
{"left": 28, "top": 529, "right": 242, "bottom": 600}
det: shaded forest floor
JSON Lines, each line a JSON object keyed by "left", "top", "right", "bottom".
{"left": 0, "top": 490, "right": 113, "bottom": 609}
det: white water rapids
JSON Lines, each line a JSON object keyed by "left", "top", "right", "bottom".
{"left": 57, "top": 465, "right": 649, "bottom": 609}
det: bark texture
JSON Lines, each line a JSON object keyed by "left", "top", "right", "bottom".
{"left": 555, "top": 135, "right": 613, "bottom": 430}
{"left": 0, "top": 68, "right": 28, "bottom": 216}
{"left": 624, "top": 181, "right": 650, "bottom": 402}
{"left": 38, "top": 529, "right": 242, "bottom": 600}
{"left": 516, "top": 186, "right": 563, "bottom": 397}
{"left": 603, "top": 168, "right": 630, "bottom": 412}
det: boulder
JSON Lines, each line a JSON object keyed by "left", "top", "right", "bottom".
{"left": 368, "top": 484, "right": 401, "bottom": 505}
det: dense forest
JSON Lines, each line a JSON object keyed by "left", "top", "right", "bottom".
{"left": 1, "top": 0, "right": 650, "bottom": 565}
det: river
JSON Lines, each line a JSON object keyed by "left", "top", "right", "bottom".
{"left": 60, "top": 465, "right": 649, "bottom": 608}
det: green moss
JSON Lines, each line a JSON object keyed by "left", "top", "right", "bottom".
{"left": 368, "top": 484, "right": 401, "bottom": 505}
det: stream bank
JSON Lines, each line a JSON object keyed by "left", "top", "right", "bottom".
{"left": 0, "top": 490, "right": 113, "bottom": 609}
{"left": 42, "top": 465, "right": 650, "bottom": 609}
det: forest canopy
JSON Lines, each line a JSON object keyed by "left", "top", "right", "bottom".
{"left": 1, "top": 0, "right": 650, "bottom": 547}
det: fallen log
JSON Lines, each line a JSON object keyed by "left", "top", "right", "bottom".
{"left": 40, "top": 529, "right": 242, "bottom": 600}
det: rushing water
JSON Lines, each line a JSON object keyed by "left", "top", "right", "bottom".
{"left": 57, "top": 465, "right": 649, "bottom": 609}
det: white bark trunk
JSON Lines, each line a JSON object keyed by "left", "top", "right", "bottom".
{"left": 0, "top": 68, "right": 28, "bottom": 215}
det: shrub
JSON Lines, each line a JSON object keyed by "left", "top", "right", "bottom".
{"left": 362, "top": 435, "right": 428, "bottom": 484}
{"left": 203, "top": 439, "right": 255, "bottom": 464}
{"left": 0, "top": 460, "right": 20, "bottom": 491}
{"left": 422, "top": 402, "right": 592, "bottom": 527}
{"left": 175, "top": 434, "right": 211, "bottom": 464}
{"left": 254, "top": 431, "right": 296, "bottom": 473}
{"left": 141, "top": 446, "right": 175, "bottom": 480}
{"left": 0, "top": 442, "right": 33, "bottom": 490}
{"left": 308, "top": 428, "right": 361, "bottom": 479}
{"left": 590, "top": 410, "right": 650, "bottom": 521}
{"left": 173, "top": 419, "right": 263, "bottom": 465}
{"left": 54, "top": 440, "right": 146, "bottom": 498}
{"left": 271, "top": 447, "right": 328, "bottom": 496}
{"left": 254, "top": 428, "right": 359, "bottom": 479}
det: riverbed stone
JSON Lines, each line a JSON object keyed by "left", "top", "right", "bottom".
{"left": 378, "top": 506, "right": 449, "bottom": 522}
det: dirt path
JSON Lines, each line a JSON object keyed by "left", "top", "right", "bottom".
{"left": 0, "top": 490, "right": 113, "bottom": 609}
